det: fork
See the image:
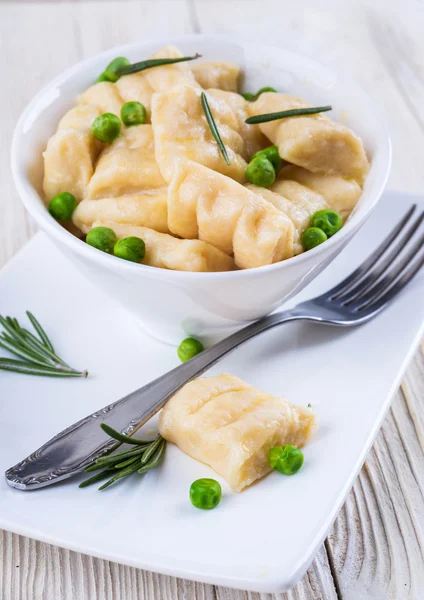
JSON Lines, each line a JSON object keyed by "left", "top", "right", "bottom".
{"left": 6, "top": 205, "right": 424, "bottom": 490}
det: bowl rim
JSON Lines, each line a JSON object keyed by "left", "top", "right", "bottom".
{"left": 11, "top": 33, "right": 392, "bottom": 281}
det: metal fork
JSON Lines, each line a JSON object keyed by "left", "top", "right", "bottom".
{"left": 6, "top": 206, "right": 424, "bottom": 490}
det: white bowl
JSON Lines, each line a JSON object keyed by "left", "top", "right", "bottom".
{"left": 11, "top": 34, "right": 391, "bottom": 345}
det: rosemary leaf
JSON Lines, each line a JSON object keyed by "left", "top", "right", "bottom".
{"left": 84, "top": 463, "right": 109, "bottom": 473}
{"left": 0, "top": 313, "right": 87, "bottom": 378}
{"left": 0, "top": 336, "right": 55, "bottom": 368}
{"left": 79, "top": 469, "right": 116, "bottom": 488}
{"left": 100, "top": 422, "right": 151, "bottom": 445}
{"left": 85, "top": 449, "right": 143, "bottom": 471}
{"left": 114, "top": 455, "right": 142, "bottom": 470}
{"left": 141, "top": 436, "right": 163, "bottom": 464}
{"left": 116, "top": 53, "right": 201, "bottom": 77}
{"left": 245, "top": 105, "right": 332, "bottom": 124}
{"left": 80, "top": 424, "right": 166, "bottom": 490}
{"left": 0, "top": 316, "right": 26, "bottom": 344}
{"left": 138, "top": 440, "right": 166, "bottom": 475}
{"left": 2, "top": 327, "right": 66, "bottom": 369}
{"left": 0, "top": 358, "right": 86, "bottom": 378}
{"left": 20, "top": 329, "right": 71, "bottom": 369}
{"left": 94, "top": 447, "right": 145, "bottom": 467}
{"left": 27, "top": 311, "right": 55, "bottom": 352}
{"left": 98, "top": 462, "right": 142, "bottom": 491}
{"left": 201, "top": 92, "right": 231, "bottom": 165}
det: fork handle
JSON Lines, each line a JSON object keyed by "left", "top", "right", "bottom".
{"left": 5, "top": 309, "right": 303, "bottom": 490}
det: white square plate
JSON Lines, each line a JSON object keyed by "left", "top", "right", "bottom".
{"left": 1, "top": 190, "right": 423, "bottom": 593}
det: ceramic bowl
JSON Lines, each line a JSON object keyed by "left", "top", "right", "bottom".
{"left": 11, "top": 34, "right": 391, "bottom": 344}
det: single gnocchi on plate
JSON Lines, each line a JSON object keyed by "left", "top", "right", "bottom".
{"left": 159, "top": 373, "right": 317, "bottom": 492}
{"left": 43, "top": 45, "right": 370, "bottom": 272}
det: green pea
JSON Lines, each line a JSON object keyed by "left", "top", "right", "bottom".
{"left": 121, "top": 101, "right": 147, "bottom": 127}
{"left": 245, "top": 156, "right": 276, "bottom": 187}
{"left": 268, "top": 445, "right": 304, "bottom": 475}
{"left": 48, "top": 192, "right": 77, "bottom": 221}
{"left": 102, "top": 57, "right": 130, "bottom": 82}
{"left": 241, "top": 92, "right": 255, "bottom": 101}
{"left": 86, "top": 226, "right": 117, "bottom": 254}
{"left": 178, "top": 337, "right": 204, "bottom": 362}
{"left": 311, "top": 210, "right": 343, "bottom": 238}
{"left": 301, "top": 227, "right": 328, "bottom": 251}
{"left": 255, "top": 86, "right": 277, "bottom": 97}
{"left": 190, "top": 478, "right": 222, "bottom": 510}
{"left": 91, "top": 113, "right": 121, "bottom": 143}
{"left": 251, "top": 145, "right": 282, "bottom": 173}
{"left": 97, "top": 72, "right": 110, "bottom": 83}
{"left": 114, "top": 236, "right": 146, "bottom": 263}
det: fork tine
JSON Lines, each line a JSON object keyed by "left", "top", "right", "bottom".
{"left": 357, "top": 251, "right": 424, "bottom": 315}
{"left": 338, "top": 210, "right": 424, "bottom": 303}
{"left": 353, "top": 230, "right": 424, "bottom": 311}
{"left": 328, "top": 205, "right": 417, "bottom": 299}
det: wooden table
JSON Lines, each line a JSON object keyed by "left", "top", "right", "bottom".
{"left": 1, "top": 1, "right": 423, "bottom": 598}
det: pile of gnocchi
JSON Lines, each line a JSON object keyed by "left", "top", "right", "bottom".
{"left": 43, "top": 45, "right": 369, "bottom": 272}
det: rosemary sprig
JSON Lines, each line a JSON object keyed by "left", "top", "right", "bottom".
{"left": 79, "top": 423, "right": 166, "bottom": 490}
{"left": 201, "top": 91, "right": 231, "bottom": 165}
{"left": 116, "top": 53, "right": 201, "bottom": 77}
{"left": 0, "top": 312, "right": 87, "bottom": 378}
{"left": 100, "top": 422, "right": 151, "bottom": 445}
{"left": 245, "top": 105, "right": 332, "bottom": 124}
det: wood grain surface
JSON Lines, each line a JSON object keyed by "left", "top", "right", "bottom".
{"left": 0, "top": 1, "right": 423, "bottom": 598}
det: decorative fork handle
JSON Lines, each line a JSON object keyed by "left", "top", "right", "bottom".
{"left": 6, "top": 309, "right": 306, "bottom": 490}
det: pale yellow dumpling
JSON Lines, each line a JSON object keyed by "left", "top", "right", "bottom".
{"left": 249, "top": 181, "right": 328, "bottom": 254}
{"left": 78, "top": 81, "right": 124, "bottom": 116}
{"left": 249, "top": 93, "right": 369, "bottom": 183}
{"left": 73, "top": 125, "right": 169, "bottom": 234}
{"left": 116, "top": 75, "right": 154, "bottom": 119}
{"left": 192, "top": 61, "right": 240, "bottom": 92}
{"left": 143, "top": 45, "right": 199, "bottom": 93}
{"left": 279, "top": 165, "right": 362, "bottom": 218}
{"left": 94, "top": 221, "right": 236, "bottom": 272}
{"left": 168, "top": 160, "right": 295, "bottom": 268}
{"left": 207, "top": 89, "right": 268, "bottom": 158}
{"left": 86, "top": 125, "right": 166, "bottom": 199}
{"left": 116, "top": 45, "right": 199, "bottom": 120}
{"left": 57, "top": 104, "right": 101, "bottom": 132}
{"left": 159, "top": 373, "right": 317, "bottom": 492}
{"left": 73, "top": 191, "right": 169, "bottom": 235}
{"left": 43, "top": 105, "right": 101, "bottom": 203}
{"left": 151, "top": 84, "right": 247, "bottom": 183}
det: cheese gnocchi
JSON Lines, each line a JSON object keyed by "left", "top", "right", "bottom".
{"left": 192, "top": 61, "right": 240, "bottom": 92}
{"left": 93, "top": 221, "right": 236, "bottom": 272}
{"left": 151, "top": 84, "right": 247, "bottom": 183}
{"left": 159, "top": 373, "right": 317, "bottom": 491}
{"left": 168, "top": 160, "right": 295, "bottom": 268}
{"left": 43, "top": 105, "right": 102, "bottom": 203}
{"left": 249, "top": 92, "right": 369, "bottom": 184}
{"left": 247, "top": 181, "right": 328, "bottom": 255}
{"left": 278, "top": 165, "right": 362, "bottom": 218}
{"left": 73, "top": 124, "right": 169, "bottom": 234}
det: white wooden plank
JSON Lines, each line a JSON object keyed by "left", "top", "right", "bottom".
{"left": 75, "top": 0, "right": 192, "bottom": 58}
{"left": 326, "top": 350, "right": 424, "bottom": 599}
{"left": 0, "top": 0, "right": 190, "bottom": 270}
{"left": 0, "top": 528, "right": 338, "bottom": 600}
{"left": 191, "top": 0, "right": 424, "bottom": 194}
{"left": 0, "top": 1, "right": 81, "bottom": 268}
